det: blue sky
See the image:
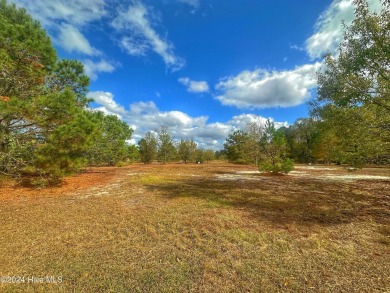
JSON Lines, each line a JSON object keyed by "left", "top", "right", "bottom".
{"left": 10, "top": 0, "right": 382, "bottom": 149}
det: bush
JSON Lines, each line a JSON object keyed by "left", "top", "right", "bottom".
{"left": 259, "top": 158, "right": 294, "bottom": 174}
{"left": 115, "top": 161, "right": 126, "bottom": 167}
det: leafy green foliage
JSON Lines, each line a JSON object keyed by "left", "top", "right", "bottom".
{"left": 0, "top": 0, "right": 56, "bottom": 109}
{"left": 0, "top": 0, "right": 57, "bottom": 68}
{"left": 157, "top": 126, "right": 176, "bottom": 163}
{"left": 0, "top": 1, "right": 135, "bottom": 184}
{"left": 224, "top": 120, "right": 265, "bottom": 165}
{"left": 127, "top": 144, "right": 140, "bottom": 163}
{"left": 193, "top": 149, "right": 216, "bottom": 163}
{"left": 224, "top": 130, "right": 251, "bottom": 164}
{"left": 286, "top": 118, "right": 321, "bottom": 164}
{"left": 203, "top": 149, "right": 216, "bottom": 162}
{"left": 214, "top": 150, "right": 227, "bottom": 160}
{"left": 138, "top": 132, "right": 158, "bottom": 164}
{"left": 34, "top": 106, "right": 98, "bottom": 180}
{"left": 315, "top": 0, "right": 389, "bottom": 112}
{"left": 311, "top": 0, "right": 390, "bottom": 167}
{"left": 47, "top": 59, "right": 91, "bottom": 106}
{"left": 260, "top": 158, "right": 294, "bottom": 174}
{"left": 177, "top": 139, "right": 197, "bottom": 164}
{"left": 258, "top": 120, "right": 294, "bottom": 174}
{"left": 86, "top": 112, "right": 133, "bottom": 166}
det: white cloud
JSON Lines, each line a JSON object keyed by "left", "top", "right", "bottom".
{"left": 177, "top": 0, "right": 200, "bottom": 9}
{"left": 9, "top": 0, "right": 107, "bottom": 56}
{"left": 290, "top": 44, "right": 305, "bottom": 51}
{"left": 58, "top": 24, "right": 101, "bottom": 56}
{"left": 120, "top": 36, "right": 150, "bottom": 56}
{"left": 87, "top": 91, "right": 126, "bottom": 118}
{"left": 10, "top": 0, "right": 187, "bottom": 71}
{"left": 305, "top": 0, "right": 355, "bottom": 59}
{"left": 215, "top": 0, "right": 383, "bottom": 110}
{"left": 112, "top": 2, "right": 185, "bottom": 71}
{"left": 227, "top": 114, "right": 288, "bottom": 130}
{"left": 128, "top": 102, "right": 208, "bottom": 131}
{"left": 83, "top": 60, "right": 116, "bottom": 81}
{"left": 178, "top": 77, "right": 209, "bottom": 93}
{"left": 88, "top": 91, "right": 288, "bottom": 150}
{"left": 9, "top": 0, "right": 107, "bottom": 27}
{"left": 213, "top": 0, "right": 383, "bottom": 110}
{"left": 215, "top": 62, "right": 322, "bottom": 109}
{"left": 305, "top": 0, "right": 383, "bottom": 59}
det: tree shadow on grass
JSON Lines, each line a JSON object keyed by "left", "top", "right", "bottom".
{"left": 144, "top": 175, "right": 390, "bottom": 228}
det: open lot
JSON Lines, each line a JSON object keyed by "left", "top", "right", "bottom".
{"left": 0, "top": 162, "right": 389, "bottom": 292}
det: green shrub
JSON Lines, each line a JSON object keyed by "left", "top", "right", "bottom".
{"left": 115, "top": 161, "right": 126, "bottom": 167}
{"left": 259, "top": 158, "right": 294, "bottom": 174}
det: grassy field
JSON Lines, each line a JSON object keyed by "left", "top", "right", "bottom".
{"left": 0, "top": 162, "right": 389, "bottom": 292}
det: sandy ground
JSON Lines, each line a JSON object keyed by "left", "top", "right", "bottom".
{"left": 215, "top": 165, "right": 390, "bottom": 182}
{"left": 1, "top": 163, "right": 389, "bottom": 203}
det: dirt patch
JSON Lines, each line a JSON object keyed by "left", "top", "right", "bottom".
{"left": 0, "top": 165, "right": 134, "bottom": 203}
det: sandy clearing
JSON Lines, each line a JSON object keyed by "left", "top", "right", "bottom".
{"left": 297, "top": 166, "right": 339, "bottom": 170}
{"left": 214, "top": 174, "right": 265, "bottom": 181}
{"left": 213, "top": 169, "right": 390, "bottom": 182}
{"left": 320, "top": 174, "right": 390, "bottom": 181}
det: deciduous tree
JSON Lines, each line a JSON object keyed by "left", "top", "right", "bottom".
{"left": 258, "top": 120, "right": 294, "bottom": 174}
{"left": 311, "top": 0, "right": 390, "bottom": 166}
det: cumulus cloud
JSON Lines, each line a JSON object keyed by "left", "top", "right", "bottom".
{"left": 112, "top": 2, "right": 185, "bottom": 71}
{"left": 305, "top": 0, "right": 383, "bottom": 59}
{"left": 178, "top": 77, "right": 209, "bottom": 93}
{"left": 87, "top": 91, "right": 127, "bottom": 118}
{"left": 83, "top": 60, "right": 116, "bottom": 81}
{"left": 214, "top": 0, "right": 382, "bottom": 109}
{"left": 58, "top": 24, "right": 101, "bottom": 56}
{"left": 9, "top": 0, "right": 107, "bottom": 27}
{"left": 127, "top": 101, "right": 208, "bottom": 133}
{"left": 9, "top": 0, "right": 107, "bottom": 56}
{"left": 305, "top": 0, "right": 355, "bottom": 59}
{"left": 227, "top": 114, "right": 288, "bottom": 130}
{"left": 88, "top": 91, "right": 287, "bottom": 150}
{"left": 215, "top": 63, "right": 322, "bottom": 109}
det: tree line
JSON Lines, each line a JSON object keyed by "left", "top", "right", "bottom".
{"left": 137, "top": 126, "right": 215, "bottom": 164}
{"left": 1, "top": 0, "right": 388, "bottom": 183}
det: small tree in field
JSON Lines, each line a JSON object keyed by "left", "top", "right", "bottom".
{"left": 177, "top": 139, "right": 197, "bottom": 163}
{"left": 223, "top": 130, "right": 251, "bottom": 164}
{"left": 138, "top": 132, "right": 157, "bottom": 164}
{"left": 259, "top": 120, "right": 294, "bottom": 174}
{"left": 157, "top": 126, "right": 176, "bottom": 164}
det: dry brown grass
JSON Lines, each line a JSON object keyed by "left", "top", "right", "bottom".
{"left": 0, "top": 162, "right": 389, "bottom": 292}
